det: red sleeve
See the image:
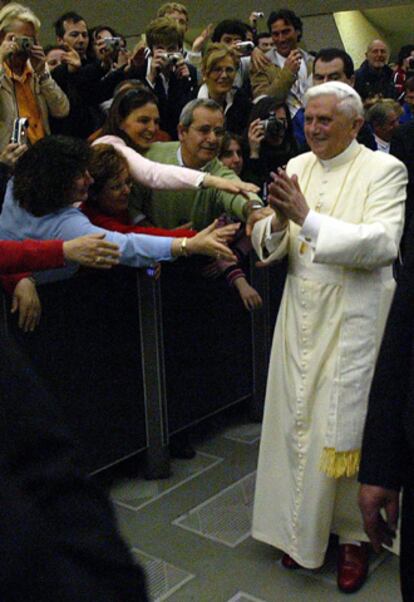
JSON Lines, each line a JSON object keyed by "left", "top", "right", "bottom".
{"left": 82, "top": 207, "right": 197, "bottom": 238}
{"left": 0, "top": 273, "right": 31, "bottom": 295}
{"left": 0, "top": 240, "right": 64, "bottom": 273}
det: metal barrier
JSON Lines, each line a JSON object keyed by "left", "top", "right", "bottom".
{"left": 0, "top": 257, "right": 286, "bottom": 478}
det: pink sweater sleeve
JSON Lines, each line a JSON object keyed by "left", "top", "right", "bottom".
{"left": 92, "top": 135, "right": 205, "bottom": 190}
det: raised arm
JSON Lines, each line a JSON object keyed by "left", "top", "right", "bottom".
{"left": 92, "top": 136, "right": 259, "bottom": 197}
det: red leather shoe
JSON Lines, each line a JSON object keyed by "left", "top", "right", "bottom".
{"left": 337, "top": 544, "right": 369, "bottom": 593}
{"left": 281, "top": 553, "right": 303, "bottom": 570}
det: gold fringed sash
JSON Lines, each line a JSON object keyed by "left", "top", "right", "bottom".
{"left": 320, "top": 447, "right": 361, "bottom": 478}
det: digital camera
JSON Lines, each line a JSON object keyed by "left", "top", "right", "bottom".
{"left": 14, "top": 36, "right": 34, "bottom": 55}
{"left": 103, "top": 37, "right": 121, "bottom": 52}
{"left": 234, "top": 41, "right": 255, "bottom": 55}
{"left": 11, "top": 117, "right": 29, "bottom": 145}
{"left": 259, "top": 111, "right": 286, "bottom": 138}
{"left": 253, "top": 11, "right": 264, "bottom": 18}
{"left": 159, "top": 52, "right": 183, "bottom": 66}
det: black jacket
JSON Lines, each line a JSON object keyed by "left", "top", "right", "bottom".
{"left": 359, "top": 214, "right": 414, "bottom": 491}
{"left": 131, "top": 59, "right": 198, "bottom": 140}
{"left": 0, "top": 335, "right": 148, "bottom": 601}
{"left": 355, "top": 60, "right": 396, "bottom": 100}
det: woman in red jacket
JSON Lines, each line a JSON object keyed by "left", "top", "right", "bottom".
{"left": 81, "top": 143, "right": 197, "bottom": 239}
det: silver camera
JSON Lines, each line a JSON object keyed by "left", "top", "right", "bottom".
{"left": 162, "top": 52, "right": 183, "bottom": 66}
{"left": 234, "top": 41, "right": 255, "bottom": 55}
{"left": 14, "top": 36, "right": 34, "bottom": 54}
{"left": 103, "top": 37, "right": 121, "bottom": 52}
{"left": 11, "top": 117, "right": 29, "bottom": 145}
{"left": 253, "top": 11, "right": 264, "bottom": 18}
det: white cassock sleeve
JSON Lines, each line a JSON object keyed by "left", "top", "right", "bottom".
{"left": 302, "top": 159, "right": 408, "bottom": 269}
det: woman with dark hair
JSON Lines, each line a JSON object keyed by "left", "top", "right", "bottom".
{"left": 81, "top": 143, "right": 196, "bottom": 239}
{"left": 243, "top": 96, "right": 298, "bottom": 194}
{"left": 219, "top": 132, "right": 244, "bottom": 176}
{"left": 93, "top": 87, "right": 259, "bottom": 197}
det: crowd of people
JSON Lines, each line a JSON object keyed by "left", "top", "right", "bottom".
{"left": 0, "top": 1, "right": 414, "bottom": 600}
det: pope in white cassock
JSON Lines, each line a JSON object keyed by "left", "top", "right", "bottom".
{"left": 250, "top": 81, "right": 408, "bottom": 594}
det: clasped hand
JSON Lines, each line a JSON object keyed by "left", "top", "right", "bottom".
{"left": 268, "top": 168, "right": 309, "bottom": 226}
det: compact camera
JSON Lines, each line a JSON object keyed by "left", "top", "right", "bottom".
{"left": 160, "top": 52, "right": 183, "bottom": 66}
{"left": 259, "top": 111, "right": 286, "bottom": 138}
{"left": 11, "top": 117, "right": 29, "bottom": 145}
{"left": 252, "top": 11, "right": 264, "bottom": 18}
{"left": 234, "top": 41, "right": 255, "bottom": 55}
{"left": 103, "top": 37, "right": 121, "bottom": 52}
{"left": 14, "top": 36, "right": 34, "bottom": 54}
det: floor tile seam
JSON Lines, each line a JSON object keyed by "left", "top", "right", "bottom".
{"left": 113, "top": 464, "right": 256, "bottom": 517}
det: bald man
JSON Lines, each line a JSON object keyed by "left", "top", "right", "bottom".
{"left": 355, "top": 39, "right": 396, "bottom": 101}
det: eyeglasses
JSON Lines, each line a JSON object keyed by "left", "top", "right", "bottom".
{"left": 209, "top": 66, "right": 236, "bottom": 77}
{"left": 190, "top": 125, "right": 226, "bottom": 137}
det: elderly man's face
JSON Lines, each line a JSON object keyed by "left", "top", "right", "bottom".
{"left": 304, "top": 94, "right": 362, "bottom": 160}
{"left": 366, "top": 41, "right": 388, "bottom": 70}
{"left": 178, "top": 107, "right": 225, "bottom": 169}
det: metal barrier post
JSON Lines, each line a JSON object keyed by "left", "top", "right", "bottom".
{"left": 249, "top": 257, "right": 270, "bottom": 422}
{"left": 136, "top": 270, "right": 170, "bottom": 479}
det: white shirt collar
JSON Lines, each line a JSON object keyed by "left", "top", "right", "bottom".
{"left": 319, "top": 139, "right": 361, "bottom": 169}
{"left": 197, "top": 84, "right": 235, "bottom": 114}
{"left": 177, "top": 145, "right": 212, "bottom": 171}
{"left": 374, "top": 134, "right": 390, "bottom": 153}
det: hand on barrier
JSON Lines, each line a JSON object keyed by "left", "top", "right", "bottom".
{"left": 234, "top": 278, "right": 263, "bottom": 311}
{"left": 63, "top": 233, "right": 120, "bottom": 268}
{"left": 11, "top": 277, "right": 41, "bottom": 332}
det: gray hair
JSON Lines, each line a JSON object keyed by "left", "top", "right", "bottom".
{"left": 304, "top": 81, "right": 364, "bottom": 119}
{"left": 179, "top": 98, "right": 223, "bottom": 128}
{"left": 366, "top": 99, "right": 402, "bottom": 127}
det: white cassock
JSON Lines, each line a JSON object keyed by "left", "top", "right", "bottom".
{"left": 251, "top": 140, "right": 407, "bottom": 569}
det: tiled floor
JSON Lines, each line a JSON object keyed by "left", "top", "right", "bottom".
{"left": 110, "top": 412, "right": 402, "bottom": 602}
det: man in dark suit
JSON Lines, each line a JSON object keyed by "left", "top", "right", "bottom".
{"left": 390, "top": 119, "right": 414, "bottom": 240}
{"left": 359, "top": 215, "right": 414, "bottom": 602}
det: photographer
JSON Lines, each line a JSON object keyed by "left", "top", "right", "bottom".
{"left": 0, "top": 2, "right": 69, "bottom": 151}
{"left": 130, "top": 17, "right": 197, "bottom": 140}
{"left": 243, "top": 96, "right": 298, "bottom": 192}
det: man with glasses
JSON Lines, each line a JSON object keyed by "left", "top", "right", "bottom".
{"left": 128, "top": 98, "right": 262, "bottom": 231}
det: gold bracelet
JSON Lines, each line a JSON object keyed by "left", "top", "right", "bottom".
{"left": 180, "top": 237, "right": 189, "bottom": 257}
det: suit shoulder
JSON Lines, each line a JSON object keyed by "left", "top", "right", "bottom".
{"left": 361, "top": 146, "right": 406, "bottom": 171}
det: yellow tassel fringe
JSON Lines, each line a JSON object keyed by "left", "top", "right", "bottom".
{"left": 319, "top": 447, "right": 361, "bottom": 478}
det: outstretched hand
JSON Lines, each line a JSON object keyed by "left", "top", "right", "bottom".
{"left": 186, "top": 220, "right": 239, "bottom": 262}
{"left": 63, "top": 233, "right": 120, "bottom": 268}
{"left": 203, "top": 174, "right": 259, "bottom": 198}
